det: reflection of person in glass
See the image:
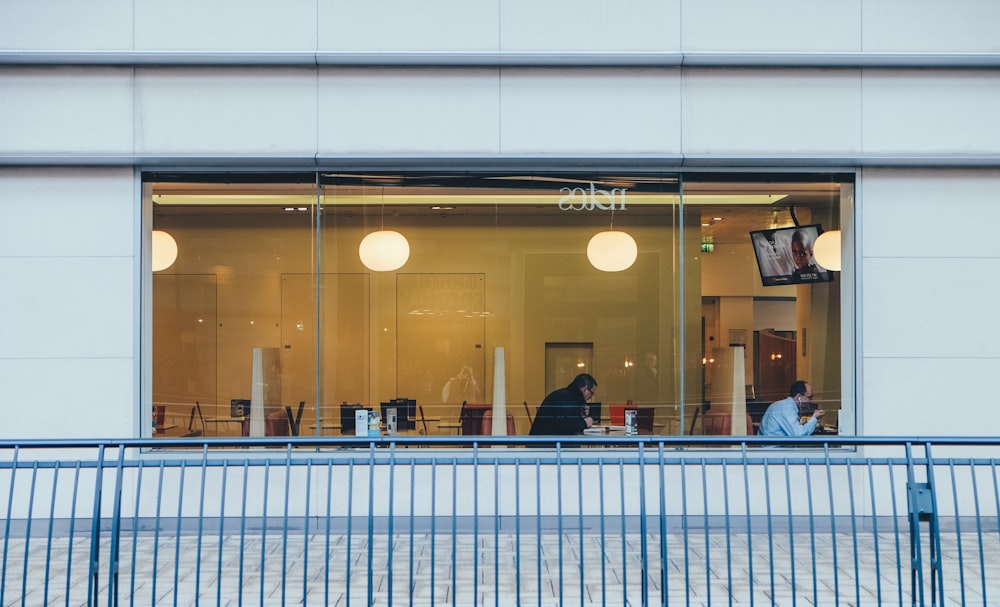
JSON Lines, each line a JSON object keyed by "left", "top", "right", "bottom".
{"left": 441, "top": 365, "right": 481, "bottom": 404}
{"left": 790, "top": 228, "right": 820, "bottom": 279}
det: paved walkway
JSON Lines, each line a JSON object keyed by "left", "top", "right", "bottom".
{"left": 2, "top": 530, "right": 994, "bottom": 606}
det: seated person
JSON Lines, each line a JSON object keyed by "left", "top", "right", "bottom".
{"left": 529, "top": 373, "right": 596, "bottom": 435}
{"left": 759, "top": 380, "right": 825, "bottom": 438}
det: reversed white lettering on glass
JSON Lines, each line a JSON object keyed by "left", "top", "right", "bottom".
{"left": 557, "top": 184, "right": 628, "bottom": 211}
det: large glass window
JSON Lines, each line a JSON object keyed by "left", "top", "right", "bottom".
{"left": 147, "top": 171, "right": 850, "bottom": 441}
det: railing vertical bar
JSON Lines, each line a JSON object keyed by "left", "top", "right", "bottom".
{"left": 969, "top": 461, "right": 988, "bottom": 605}
{"left": 992, "top": 460, "right": 1000, "bottom": 542}
{"left": 886, "top": 461, "right": 904, "bottom": 606}
{"left": 782, "top": 459, "right": 796, "bottom": 607}
{"left": 88, "top": 444, "right": 107, "bottom": 607}
{"left": 638, "top": 442, "right": 649, "bottom": 607}
{"left": 536, "top": 457, "right": 543, "bottom": 607}
{"left": 0, "top": 445, "right": 17, "bottom": 607}
{"left": 556, "top": 443, "right": 565, "bottom": 607}
{"left": 823, "top": 445, "right": 840, "bottom": 607}
{"left": 679, "top": 458, "right": 689, "bottom": 607}
{"left": 451, "top": 456, "right": 458, "bottom": 607}
{"left": 925, "top": 443, "right": 944, "bottom": 607}
{"left": 107, "top": 447, "right": 127, "bottom": 607}
{"left": 905, "top": 442, "right": 924, "bottom": 607}
{"left": 280, "top": 446, "right": 293, "bottom": 606}
{"left": 723, "top": 457, "right": 734, "bottom": 607}
{"left": 473, "top": 442, "right": 480, "bottom": 606}
{"left": 151, "top": 461, "right": 165, "bottom": 606}
{"left": 742, "top": 447, "right": 754, "bottom": 607}
{"left": 804, "top": 461, "right": 818, "bottom": 607}
{"left": 23, "top": 462, "right": 38, "bottom": 606}
{"left": 618, "top": 457, "right": 627, "bottom": 607}
{"left": 173, "top": 460, "right": 188, "bottom": 607}
{"left": 598, "top": 457, "right": 607, "bottom": 607}
{"left": 762, "top": 460, "right": 775, "bottom": 606}
{"left": 195, "top": 445, "right": 210, "bottom": 607}
{"left": 346, "top": 458, "right": 356, "bottom": 607}
{"left": 130, "top": 460, "right": 145, "bottom": 605}
{"left": 577, "top": 457, "right": 584, "bottom": 607}
{"left": 237, "top": 460, "right": 249, "bottom": 607}
{"left": 259, "top": 460, "right": 271, "bottom": 607}
{"left": 410, "top": 458, "right": 417, "bottom": 607}
{"left": 387, "top": 444, "right": 397, "bottom": 605}
{"left": 947, "top": 459, "right": 966, "bottom": 606}
{"left": 66, "top": 462, "right": 82, "bottom": 607}
{"left": 324, "top": 459, "right": 334, "bottom": 607}
{"left": 302, "top": 459, "right": 312, "bottom": 606}
{"left": 366, "top": 443, "right": 376, "bottom": 606}
{"left": 216, "top": 460, "right": 230, "bottom": 607}
{"left": 700, "top": 458, "right": 710, "bottom": 607}
{"left": 514, "top": 458, "right": 522, "bottom": 607}
{"left": 656, "top": 444, "right": 667, "bottom": 607}
{"left": 864, "top": 460, "right": 884, "bottom": 605}
{"left": 845, "top": 458, "right": 860, "bottom": 607}
{"left": 44, "top": 462, "right": 61, "bottom": 606}
{"left": 494, "top": 457, "right": 501, "bottom": 607}
{"left": 430, "top": 457, "right": 437, "bottom": 607}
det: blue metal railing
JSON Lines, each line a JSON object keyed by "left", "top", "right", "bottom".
{"left": 1, "top": 435, "right": 999, "bottom": 606}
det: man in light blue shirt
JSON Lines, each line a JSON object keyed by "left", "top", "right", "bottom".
{"left": 759, "top": 381, "right": 826, "bottom": 438}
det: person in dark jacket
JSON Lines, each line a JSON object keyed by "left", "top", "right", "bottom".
{"left": 529, "top": 373, "right": 597, "bottom": 435}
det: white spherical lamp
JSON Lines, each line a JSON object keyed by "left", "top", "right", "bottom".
{"left": 359, "top": 230, "right": 410, "bottom": 272}
{"left": 151, "top": 230, "right": 178, "bottom": 272}
{"left": 813, "top": 230, "right": 842, "bottom": 271}
{"left": 587, "top": 230, "right": 638, "bottom": 272}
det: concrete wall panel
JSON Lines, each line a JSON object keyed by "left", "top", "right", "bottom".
{"left": 500, "top": 68, "right": 680, "bottom": 155}
{"left": 0, "top": 358, "right": 135, "bottom": 439}
{"left": 681, "top": 0, "right": 862, "bottom": 53}
{"left": 135, "top": 68, "right": 317, "bottom": 155}
{"left": 0, "top": 68, "right": 133, "bottom": 155}
{"left": 500, "top": 0, "right": 679, "bottom": 52}
{"left": 319, "top": 0, "right": 499, "bottom": 52}
{"left": 862, "top": 71, "right": 1000, "bottom": 156}
{"left": 862, "top": 0, "right": 1000, "bottom": 53}
{"left": 0, "top": 257, "right": 133, "bottom": 359}
{"left": 0, "top": 0, "right": 133, "bottom": 51}
{"left": 682, "top": 68, "right": 862, "bottom": 157}
{"left": 862, "top": 257, "right": 1000, "bottom": 359}
{"left": 318, "top": 68, "right": 500, "bottom": 154}
{"left": 0, "top": 168, "right": 134, "bottom": 258}
{"left": 134, "top": 0, "right": 317, "bottom": 51}
{"left": 862, "top": 169, "right": 1000, "bottom": 258}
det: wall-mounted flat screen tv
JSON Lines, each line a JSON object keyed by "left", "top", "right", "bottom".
{"left": 749, "top": 224, "right": 834, "bottom": 286}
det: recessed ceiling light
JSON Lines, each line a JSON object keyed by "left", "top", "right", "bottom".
{"left": 431, "top": 206, "right": 454, "bottom": 210}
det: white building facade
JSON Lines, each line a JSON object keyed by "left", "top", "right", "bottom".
{"left": 2, "top": 0, "right": 1000, "bottom": 442}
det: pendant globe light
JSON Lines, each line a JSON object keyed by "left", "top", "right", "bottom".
{"left": 151, "top": 230, "right": 178, "bottom": 272}
{"left": 813, "top": 229, "right": 842, "bottom": 271}
{"left": 359, "top": 188, "right": 410, "bottom": 272}
{"left": 587, "top": 208, "right": 637, "bottom": 272}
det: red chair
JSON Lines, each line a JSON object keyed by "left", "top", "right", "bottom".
{"left": 460, "top": 403, "right": 492, "bottom": 436}
{"left": 481, "top": 410, "right": 516, "bottom": 435}
{"left": 609, "top": 401, "right": 635, "bottom": 426}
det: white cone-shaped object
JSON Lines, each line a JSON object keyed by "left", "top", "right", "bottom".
{"left": 491, "top": 347, "right": 507, "bottom": 436}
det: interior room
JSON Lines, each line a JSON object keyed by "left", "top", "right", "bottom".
{"left": 148, "top": 171, "right": 847, "bottom": 440}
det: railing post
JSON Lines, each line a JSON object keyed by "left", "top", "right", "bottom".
{"left": 905, "top": 442, "right": 944, "bottom": 607}
{"left": 88, "top": 444, "right": 106, "bottom": 607}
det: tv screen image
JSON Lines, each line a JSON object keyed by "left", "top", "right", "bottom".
{"left": 749, "top": 224, "right": 834, "bottom": 287}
